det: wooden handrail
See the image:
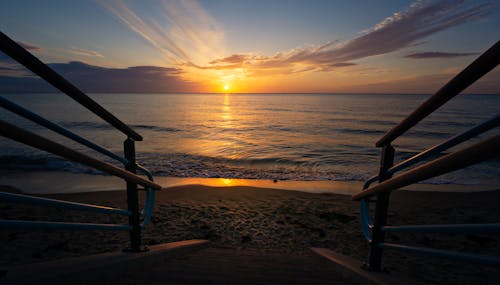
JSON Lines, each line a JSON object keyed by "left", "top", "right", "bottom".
{"left": 376, "top": 40, "right": 500, "bottom": 147}
{"left": 0, "top": 31, "right": 143, "bottom": 141}
{"left": 0, "top": 120, "right": 161, "bottom": 190}
{"left": 353, "top": 134, "right": 500, "bottom": 200}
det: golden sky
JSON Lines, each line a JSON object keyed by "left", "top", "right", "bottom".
{"left": 1, "top": 0, "right": 499, "bottom": 93}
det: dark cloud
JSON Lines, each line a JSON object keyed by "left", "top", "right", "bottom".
{"left": 0, "top": 61, "right": 199, "bottom": 93}
{"left": 404, "top": 51, "right": 479, "bottom": 59}
{"left": 0, "top": 51, "right": 30, "bottom": 77}
{"left": 340, "top": 67, "right": 500, "bottom": 94}
{"left": 329, "top": 62, "right": 357, "bottom": 67}
{"left": 464, "top": 67, "right": 500, "bottom": 93}
{"left": 16, "top": 41, "right": 41, "bottom": 51}
{"left": 0, "top": 76, "right": 55, "bottom": 93}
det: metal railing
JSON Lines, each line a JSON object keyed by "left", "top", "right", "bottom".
{"left": 0, "top": 31, "right": 162, "bottom": 252}
{"left": 353, "top": 40, "right": 500, "bottom": 271}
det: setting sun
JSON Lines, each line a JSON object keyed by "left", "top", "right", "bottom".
{"left": 224, "top": 84, "right": 229, "bottom": 91}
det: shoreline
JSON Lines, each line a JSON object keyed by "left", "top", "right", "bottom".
{"left": 1, "top": 170, "right": 498, "bottom": 195}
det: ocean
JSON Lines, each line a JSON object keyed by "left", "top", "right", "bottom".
{"left": 1, "top": 93, "right": 499, "bottom": 186}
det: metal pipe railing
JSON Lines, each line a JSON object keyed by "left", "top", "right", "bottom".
{"left": 380, "top": 243, "right": 500, "bottom": 267}
{"left": 0, "top": 119, "right": 161, "bottom": 190}
{"left": 363, "top": 115, "right": 500, "bottom": 189}
{"left": 0, "top": 220, "right": 131, "bottom": 231}
{"left": 354, "top": 40, "right": 500, "bottom": 271}
{"left": 136, "top": 164, "right": 156, "bottom": 227}
{"left": 360, "top": 199, "right": 373, "bottom": 242}
{"left": 0, "top": 30, "right": 160, "bottom": 252}
{"left": 0, "top": 96, "right": 128, "bottom": 164}
{"left": 0, "top": 31, "right": 142, "bottom": 141}
{"left": 382, "top": 223, "right": 500, "bottom": 234}
{"left": 0, "top": 192, "right": 131, "bottom": 216}
{"left": 353, "top": 134, "right": 500, "bottom": 200}
{"left": 376, "top": 40, "right": 500, "bottom": 147}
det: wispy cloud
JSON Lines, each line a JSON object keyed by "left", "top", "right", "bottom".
{"left": 98, "top": 0, "right": 224, "bottom": 65}
{"left": 209, "top": 54, "right": 254, "bottom": 65}
{"left": 67, "top": 46, "right": 104, "bottom": 58}
{"left": 404, "top": 51, "right": 479, "bottom": 59}
{"left": 303, "top": 0, "right": 490, "bottom": 63}
{"left": 96, "top": 0, "right": 493, "bottom": 90}
{"left": 17, "top": 41, "right": 41, "bottom": 51}
{"left": 2, "top": 0, "right": 494, "bottom": 93}
{"left": 199, "top": 0, "right": 492, "bottom": 75}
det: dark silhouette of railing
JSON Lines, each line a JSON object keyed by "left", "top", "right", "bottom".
{"left": 0, "top": 31, "right": 161, "bottom": 252}
{"left": 353, "top": 40, "right": 500, "bottom": 271}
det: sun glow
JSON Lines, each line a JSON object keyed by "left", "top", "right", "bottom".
{"left": 224, "top": 84, "right": 230, "bottom": 91}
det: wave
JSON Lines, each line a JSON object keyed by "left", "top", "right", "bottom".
{"left": 420, "top": 121, "right": 476, "bottom": 128}
{"left": 0, "top": 155, "right": 106, "bottom": 175}
{"left": 132, "top": 124, "right": 182, "bottom": 132}
{"left": 54, "top": 121, "right": 452, "bottom": 140}
{"left": 58, "top": 121, "right": 181, "bottom": 132}
{"left": 0, "top": 153, "right": 372, "bottom": 181}
{"left": 335, "top": 127, "right": 454, "bottom": 139}
{"left": 357, "top": 119, "right": 397, "bottom": 126}
{"left": 2, "top": 153, "right": 497, "bottom": 186}
{"left": 336, "top": 128, "right": 385, "bottom": 135}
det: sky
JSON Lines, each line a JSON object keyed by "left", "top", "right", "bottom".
{"left": 0, "top": 0, "right": 499, "bottom": 94}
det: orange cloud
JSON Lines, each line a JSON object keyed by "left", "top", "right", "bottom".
{"left": 93, "top": 0, "right": 496, "bottom": 93}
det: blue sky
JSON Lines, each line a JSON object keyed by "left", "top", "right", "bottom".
{"left": 0, "top": 0, "right": 499, "bottom": 93}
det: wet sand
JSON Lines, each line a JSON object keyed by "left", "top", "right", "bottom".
{"left": 2, "top": 171, "right": 497, "bottom": 195}
{"left": 1, "top": 184, "right": 499, "bottom": 284}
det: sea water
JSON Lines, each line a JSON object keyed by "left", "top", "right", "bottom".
{"left": 0, "top": 93, "right": 498, "bottom": 186}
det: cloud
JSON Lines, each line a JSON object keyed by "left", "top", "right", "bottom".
{"left": 329, "top": 62, "right": 357, "bottom": 67}
{"left": 209, "top": 54, "right": 252, "bottom": 65}
{"left": 466, "top": 68, "right": 500, "bottom": 93}
{"left": 0, "top": 76, "right": 55, "bottom": 93}
{"left": 16, "top": 41, "right": 41, "bottom": 51}
{"left": 0, "top": 61, "right": 200, "bottom": 93}
{"left": 183, "top": 61, "right": 242, "bottom": 70}
{"left": 306, "top": 0, "right": 490, "bottom": 62}
{"left": 4, "top": 0, "right": 493, "bottom": 93}
{"left": 404, "top": 51, "right": 479, "bottom": 59}
{"left": 0, "top": 51, "right": 32, "bottom": 77}
{"left": 98, "top": 0, "right": 224, "bottom": 65}
{"left": 198, "top": 0, "right": 492, "bottom": 75}
{"left": 67, "top": 46, "right": 104, "bottom": 58}
{"left": 342, "top": 67, "right": 500, "bottom": 94}
{"left": 1, "top": 41, "right": 42, "bottom": 76}
{"left": 96, "top": 0, "right": 493, "bottom": 91}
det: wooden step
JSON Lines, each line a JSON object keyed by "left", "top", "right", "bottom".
{"left": 129, "top": 247, "right": 351, "bottom": 285}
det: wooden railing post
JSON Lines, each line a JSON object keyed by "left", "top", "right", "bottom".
{"left": 368, "top": 144, "right": 394, "bottom": 271}
{"left": 124, "top": 138, "right": 142, "bottom": 252}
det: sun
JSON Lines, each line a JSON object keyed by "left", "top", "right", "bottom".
{"left": 224, "top": 84, "right": 229, "bottom": 91}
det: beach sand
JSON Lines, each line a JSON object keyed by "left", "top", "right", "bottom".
{"left": 1, "top": 184, "right": 499, "bottom": 284}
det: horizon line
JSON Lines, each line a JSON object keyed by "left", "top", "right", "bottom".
{"left": 2, "top": 92, "right": 500, "bottom": 96}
